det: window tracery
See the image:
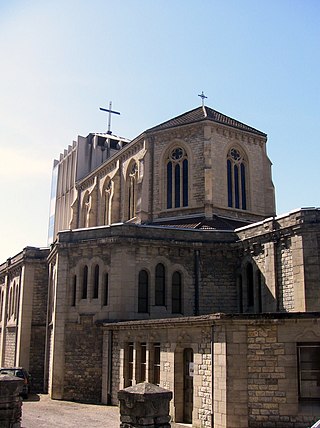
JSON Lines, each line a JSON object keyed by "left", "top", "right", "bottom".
{"left": 227, "top": 147, "right": 247, "bottom": 210}
{"left": 166, "top": 147, "right": 188, "bottom": 209}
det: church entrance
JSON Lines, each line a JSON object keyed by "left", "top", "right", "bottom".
{"left": 183, "top": 348, "right": 194, "bottom": 423}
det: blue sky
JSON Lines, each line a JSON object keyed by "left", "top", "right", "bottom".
{"left": 0, "top": 0, "right": 319, "bottom": 262}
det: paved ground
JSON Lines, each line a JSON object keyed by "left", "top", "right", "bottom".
{"left": 21, "top": 394, "right": 190, "bottom": 427}
{"left": 21, "top": 394, "right": 120, "bottom": 428}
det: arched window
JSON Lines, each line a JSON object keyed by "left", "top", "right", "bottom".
{"left": 172, "top": 271, "right": 182, "bottom": 314}
{"left": 103, "top": 179, "right": 113, "bottom": 225}
{"left": 256, "top": 270, "right": 262, "bottom": 313}
{"left": 246, "top": 263, "right": 254, "bottom": 307}
{"left": 138, "top": 270, "right": 149, "bottom": 313}
{"left": 104, "top": 273, "right": 109, "bottom": 306}
{"left": 93, "top": 265, "right": 99, "bottom": 299}
{"left": 166, "top": 147, "right": 188, "bottom": 209}
{"left": 82, "top": 192, "right": 90, "bottom": 227}
{"left": 82, "top": 265, "right": 88, "bottom": 299}
{"left": 238, "top": 274, "right": 243, "bottom": 313}
{"left": 0, "top": 289, "right": 3, "bottom": 320}
{"left": 8, "top": 286, "right": 13, "bottom": 319}
{"left": 71, "top": 275, "right": 77, "bottom": 306}
{"left": 14, "top": 282, "right": 19, "bottom": 319}
{"left": 227, "top": 147, "right": 247, "bottom": 210}
{"left": 155, "top": 263, "right": 165, "bottom": 306}
{"left": 128, "top": 162, "right": 138, "bottom": 219}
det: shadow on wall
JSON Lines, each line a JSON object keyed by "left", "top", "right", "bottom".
{"left": 237, "top": 245, "right": 279, "bottom": 314}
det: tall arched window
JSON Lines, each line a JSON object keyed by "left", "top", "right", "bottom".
{"left": 256, "top": 270, "right": 262, "bottom": 313}
{"left": 103, "top": 179, "right": 113, "bottom": 225}
{"left": 71, "top": 275, "right": 77, "bottom": 306}
{"left": 93, "top": 264, "right": 99, "bottom": 299}
{"left": 82, "top": 192, "right": 91, "bottom": 227}
{"left": 246, "top": 263, "right": 254, "bottom": 307}
{"left": 227, "top": 147, "right": 247, "bottom": 210}
{"left": 172, "top": 271, "right": 182, "bottom": 314}
{"left": 0, "top": 289, "right": 3, "bottom": 320}
{"left": 82, "top": 265, "right": 88, "bottom": 299}
{"left": 14, "top": 282, "right": 19, "bottom": 319}
{"left": 104, "top": 273, "right": 109, "bottom": 306}
{"left": 138, "top": 270, "right": 149, "bottom": 313}
{"left": 155, "top": 263, "right": 165, "bottom": 306}
{"left": 128, "top": 162, "right": 138, "bottom": 219}
{"left": 8, "top": 286, "right": 13, "bottom": 319}
{"left": 166, "top": 147, "right": 188, "bottom": 209}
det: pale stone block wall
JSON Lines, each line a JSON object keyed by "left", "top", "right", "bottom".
{"left": 3, "top": 330, "right": 15, "bottom": 367}
{"left": 106, "top": 314, "right": 320, "bottom": 428}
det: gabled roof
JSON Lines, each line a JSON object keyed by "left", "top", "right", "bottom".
{"left": 146, "top": 106, "right": 266, "bottom": 137}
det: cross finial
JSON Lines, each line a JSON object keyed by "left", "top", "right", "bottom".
{"left": 99, "top": 101, "right": 121, "bottom": 134}
{"left": 198, "top": 91, "right": 208, "bottom": 107}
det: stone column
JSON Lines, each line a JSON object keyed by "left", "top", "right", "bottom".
{"left": 0, "top": 374, "right": 24, "bottom": 428}
{"left": 118, "top": 382, "right": 172, "bottom": 428}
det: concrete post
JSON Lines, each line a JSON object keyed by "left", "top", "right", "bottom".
{"left": 118, "top": 382, "right": 172, "bottom": 428}
{"left": 0, "top": 374, "right": 24, "bottom": 428}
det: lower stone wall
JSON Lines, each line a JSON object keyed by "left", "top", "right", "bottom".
{"left": 4, "top": 328, "right": 16, "bottom": 367}
{"left": 106, "top": 314, "right": 320, "bottom": 428}
{"left": 29, "top": 326, "right": 46, "bottom": 391}
{"left": 64, "top": 315, "right": 103, "bottom": 403}
{"left": 224, "top": 317, "right": 320, "bottom": 428}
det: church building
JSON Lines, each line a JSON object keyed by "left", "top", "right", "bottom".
{"left": 0, "top": 103, "right": 320, "bottom": 428}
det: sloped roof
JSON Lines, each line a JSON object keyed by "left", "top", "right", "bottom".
{"left": 146, "top": 106, "right": 266, "bottom": 137}
{"left": 149, "top": 215, "right": 251, "bottom": 231}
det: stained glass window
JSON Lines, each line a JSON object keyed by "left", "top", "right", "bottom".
{"left": 166, "top": 147, "right": 188, "bottom": 209}
{"left": 227, "top": 147, "right": 247, "bottom": 210}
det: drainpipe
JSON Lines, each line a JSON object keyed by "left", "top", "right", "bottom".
{"left": 107, "top": 329, "right": 113, "bottom": 404}
{"left": 194, "top": 250, "right": 200, "bottom": 316}
{"left": 211, "top": 323, "right": 215, "bottom": 428}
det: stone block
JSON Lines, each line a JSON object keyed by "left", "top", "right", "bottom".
{"left": 118, "top": 382, "right": 172, "bottom": 427}
{"left": 0, "top": 374, "right": 24, "bottom": 428}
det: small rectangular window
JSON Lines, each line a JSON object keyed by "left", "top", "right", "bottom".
{"left": 153, "top": 343, "right": 160, "bottom": 386}
{"left": 125, "top": 342, "right": 134, "bottom": 388}
{"left": 140, "top": 343, "right": 147, "bottom": 383}
{"left": 298, "top": 343, "right": 320, "bottom": 399}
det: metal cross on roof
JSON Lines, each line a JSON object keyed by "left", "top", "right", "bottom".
{"left": 198, "top": 91, "right": 208, "bottom": 107}
{"left": 99, "top": 101, "right": 121, "bottom": 135}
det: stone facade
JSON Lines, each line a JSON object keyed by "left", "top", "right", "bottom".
{"left": 105, "top": 314, "right": 320, "bottom": 428}
{"left": 0, "top": 247, "right": 49, "bottom": 391}
{"left": 0, "top": 105, "right": 320, "bottom": 427}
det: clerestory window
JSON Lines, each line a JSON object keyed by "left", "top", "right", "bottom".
{"left": 128, "top": 162, "right": 138, "bottom": 219}
{"left": 166, "top": 147, "right": 188, "bottom": 209}
{"left": 155, "top": 263, "right": 166, "bottom": 306}
{"left": 82, "top": 265, "right": 88, "bottom": 299}
{"left": 138, "top": 270, "right": 149, "bottom": 313}
{"left": 93, "top": 264, "right": 99, "bottom": 299}
{"left": 227, "top": 147, "right": 247, "bottom": 210}
{"left": 172, "top": 271, "right": 182, "bottom": 314}
{"left": 103, "top": 179, "right": 113, "bottom": 225}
